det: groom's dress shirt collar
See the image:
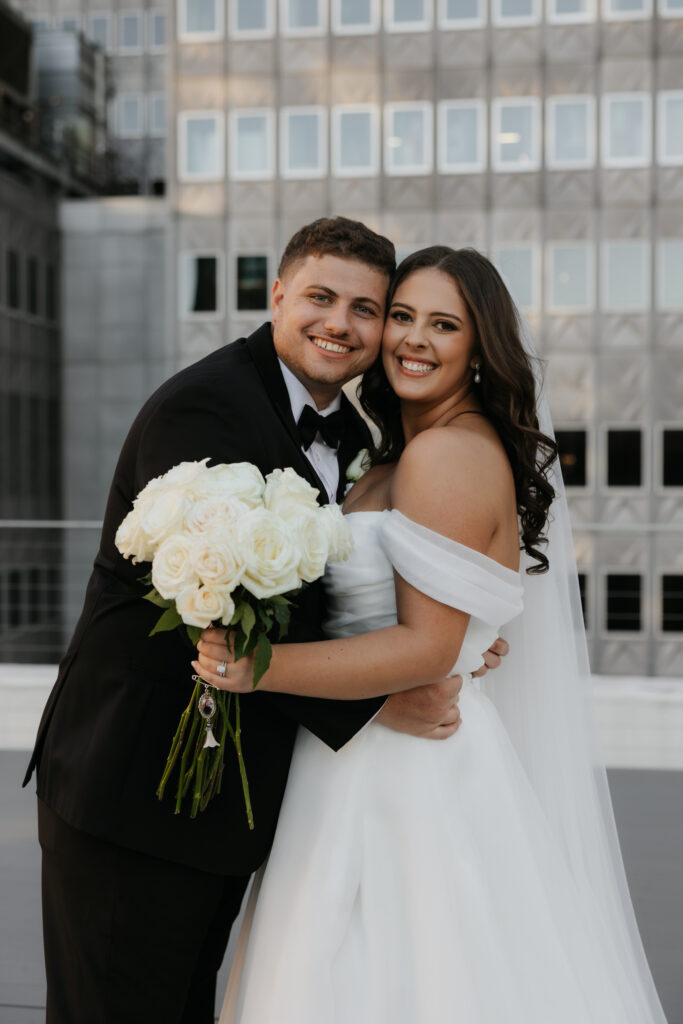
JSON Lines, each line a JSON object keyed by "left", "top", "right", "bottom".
{"left": 278, "top": 358, "right": 341, "bottom": 504}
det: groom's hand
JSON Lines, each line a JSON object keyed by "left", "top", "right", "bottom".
{"left": 375, "top": 676, "right": 463, "bottom": 740}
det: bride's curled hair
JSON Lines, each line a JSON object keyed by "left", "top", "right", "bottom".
{"left": 359, "top": 246, "right": 558, "bottom": 574}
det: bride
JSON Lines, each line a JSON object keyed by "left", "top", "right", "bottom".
{"left": 196, "top": 246, "right": 668, "bottom": 1023}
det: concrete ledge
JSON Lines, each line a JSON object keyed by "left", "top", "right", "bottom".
{"left": 2, "top": 666, "right": 683, "bottom": 768}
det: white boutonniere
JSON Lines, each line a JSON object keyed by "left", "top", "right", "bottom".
{"left": 345, "top": 448, "right": 371, "bottom": 495}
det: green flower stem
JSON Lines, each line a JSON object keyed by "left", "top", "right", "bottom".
{"left": 157, "top": 680, "right": 201, "bottom": 801}
{"left": 190, "top": 748, "right": 208, "bottom": 818}
{"left": 225, "top": 694, "right": 254, "bottom": 831}
{"left": 174, "top": 710, "right": 199, "bottom": 813}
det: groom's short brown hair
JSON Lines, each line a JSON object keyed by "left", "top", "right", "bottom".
{"left": 278, "top": 216, "right": 396, "bottom": 281}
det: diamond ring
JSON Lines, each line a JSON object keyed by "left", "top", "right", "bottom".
{"left": 217, "top": 661, "right": 227, "bottom": 678}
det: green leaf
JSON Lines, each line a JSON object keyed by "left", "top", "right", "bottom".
{"left": 268, "top": 594, "right": 291, "bottom": 607}
{"left": 185, "top": 625, "right": 203, "bottom": 647}
{"left": 241, "top": 603, "right": 256, "bottom": 642}
{"left": 149, "top": 605, "right": 182, "bottom": 636}
{"left": 233, "top": 631, "right": 247, "bottom": 660}
{"left": 257, "top": 605, "right": 273, "bottom": 632}
{"left": 143, "top": 588, "right": 174, "bottom": 609}
{"left": 230, "top": 603, "right": 245, "bottom": 627}
{"left": 252, "top": 634, "right": 272, "bottom": 688}
{"left": 271, "top": 601, "right": 291, "bottom": 640}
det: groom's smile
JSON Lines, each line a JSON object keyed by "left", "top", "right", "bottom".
{"left": 271, "top": 253, "right": 389, "bottom": 409}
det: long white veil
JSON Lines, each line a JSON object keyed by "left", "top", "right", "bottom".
{"left": 481, "top": 323, "right": 667, "bottom": 1022}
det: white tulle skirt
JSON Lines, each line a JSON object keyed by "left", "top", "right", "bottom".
{"left": 220, "top": 680, "right": 636, "bottom": 1024}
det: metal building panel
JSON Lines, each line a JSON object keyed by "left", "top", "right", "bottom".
{"left": 331, "top": 35, "right": 382, "bottom": 68}
{"left": 384, "top": 32, "right": 434, "bottom": 70}
{"left": 330, "top": 70, "right": 380, "bottom": 104}
{"left": 278, "top": 38, "right": 329, "bottom": 73}
{"left": 543, "top": 25, "right": 599, "bottom": 64}
{"left": 600, "top": 315, "right": 650, "bottom": 349}
{"left": 435, "top": 30, "right": 487, "bottom": 69}
{"left": 546, "top": 353, "right": 595, "bottom": 419}
{"left": 434, "top": 209, "right": 488, "bottom": 249}
{"left": 602, "top": 22, "right": 653, "bottom": 58}
{"left": 654, "top": 643, "right": 683, "bottom": 676}
{"left": 226, "top": 183, "right": 278, "bottom": 217}
{"left": 598, "top": 640, "right": 648, "bottom": 674}
{"left": 436, "top": 176, "right": 487, "bottom": 213}
{"left": 656, "top": 315, "right": 683, "bottom": 347}
{"left": 279, "top": 73, "right": 328, "bottom": 105}
{"left": 280, "top": 180, "right": 329, "bottom": 215}
{"left": 491, "top": 173, "right": 542, "bottom": 207}
{"left": 600, "top": 170, "right": 652, "bottom": 206}
{"left": 176, "top": 185, "right": 227, "bottom": 217}
{"left": 545, "top": 316, "right": 595, "bottom": 352}
{"left": 383, "top": 177, "right": 436, "bottom": 211}
{"left": 656, "top": 169, "right": 683, "bottom": 205}
{"left": 226, "top": 40, "right": 277, "bottom": 75}
{"left": 491, "top": 28, "right": 542, "bottom": 65}
{"left": 330, "top": 179, "right": 382, "bottom": 212}
{"left": 177, "top": 44, "right": 226, "bottom": 79}
{"left": 598, "top": 352, "right": 649, "bottom": 416}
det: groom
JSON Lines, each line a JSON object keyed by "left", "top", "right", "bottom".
{"left": 25, "top": 217, "right": 506, "bottom": 1023}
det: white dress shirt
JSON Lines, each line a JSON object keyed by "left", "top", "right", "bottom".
{"left": 278, "top": 358, "right": 342, "bottom": 504}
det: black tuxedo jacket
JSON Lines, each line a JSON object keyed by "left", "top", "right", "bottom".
{"left": 24, "top": 323, "right": 383, "bottom": 875}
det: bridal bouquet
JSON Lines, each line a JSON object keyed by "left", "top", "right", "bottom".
{"left": 115, "top": 459, "right": 353, "bottom": 827}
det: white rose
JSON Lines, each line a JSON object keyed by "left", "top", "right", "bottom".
{"left": 158, "top": 458, "right": 211, "bottom": 492}
{"left": 318, "top": 504, "right": 354, "bottom": 562}
{"left": 151, "top": 535, "right": 198, "bottom": 600}
{"left": 263, "top": 467, "right": 320, "bottom": 522}
{"left": 195, "top": 462, "right": 266, "bottom": 507}
{"left": 140, "top": 488, "right": 191, "bottom": 547}
{"left": 115, "top": 507, "right": 154, "bottom": 565}
{"left": 238, "top": 509, "right": 302, "bottom": 599}
{"left": 292, "top": 509, "right": 331, "bottom": 583}
{"left": 176, "top": 584, "right": 235, "bottom": 629}
{"left": 345, "top": 448, "right": 371, "bottom": 483}
{"left": 185, "top": 496, "right": 250, "bottom": 535}
{"left": 189, "top": 530, "right": 245, "bottom": 591}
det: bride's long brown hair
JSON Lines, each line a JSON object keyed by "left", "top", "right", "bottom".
{"left": 359, "top": 246, "right": 558, "bottom": 574}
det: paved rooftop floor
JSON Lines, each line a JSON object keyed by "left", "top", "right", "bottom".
{"left": 1, "top": 750, "right": 682, "bottom": 1023}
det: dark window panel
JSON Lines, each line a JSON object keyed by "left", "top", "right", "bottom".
{"left": 577, "top": 572, "right": 588, "bottom": 628}
{"left": 606, "top": 573, "right": 642, "bottom": 632}
{"left": 9, "top": 570, "right": 21, "bottom": 628}
{"left": 556, "top": 430, "right": 587, "bottom": 488}
{"left": 237, "top": 255, "right": 268, "bottom": 311}
{"left": 662, "top": 430, "right": 683, "bottom": 488}
{"left": 662, "top": 575, "right": 683, "bottom": 633}
{"left": 28, "top": 568, "right": 41, "bottom": 625}
{"left": 607, "top": 429, "right": 642, "bottom": 487}
{"left": 191, "top": 256, "right": 218, "bottom": 313}
{"left": 7, "top": 250, "right": 20, "bottom": 309}
{"left": 28, "top": 257, "right": 38, "bottom": 315}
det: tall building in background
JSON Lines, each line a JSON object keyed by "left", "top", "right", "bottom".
{"left": 3, "top": 0, "right": 683, "bottom": 674}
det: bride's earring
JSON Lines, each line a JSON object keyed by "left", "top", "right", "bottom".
{"left": 473, "top": 361, "right": 482, "bottom": 384}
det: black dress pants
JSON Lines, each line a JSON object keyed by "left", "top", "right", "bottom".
{"left": 38, "top": 799, "right": 251, "bottom": 1024}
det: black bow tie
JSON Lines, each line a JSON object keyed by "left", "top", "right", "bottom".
{"left": 297, "top": 404, "right": 346, "bottom": 451}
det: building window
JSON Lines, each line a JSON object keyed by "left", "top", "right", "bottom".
{"left": 385, "top": 102, "right": 433, "bottom": 176}
{"left": 180, "top": 253, "right": 223, "bottom": 318}
{"left": 7, "top": 251, "right": 20, "bottom": 310}
{"left": 229, "top": 0, "right": 275, "bottom": 36}
{"left": 281, "top": 107, "right": 327, "bottom": 179}
{"left": 601, "top": 94, "right": 651, "bottom": 168}
{"left": 60, "top": 15, "right": 81, "bottom": 32}
{"left": 178, "top": 112, "right": 225, "bottom": 182}
{"left": 492, "top": 0, "right": 541, "bottom": 25}
{"left": 438, "top": 0, "right": 486, "bottom": 27}
{"left": 9, "top": 571, "right": 21, "bottom": 629}
{"left": 332, "top": 106, "right": 379, "bottom": 177}
{"left": 657, "top": 240, "right": 683, "bottom": 310}
{"left": 118, "top": 95, "right": 144, "bottom": 138}
{"left": 606, "top": 574, "right": 642, "bottom": 632}
{"left": 662, "top": 576, "right": 683, "bottom": 632}
{"left": 236, "top": 256, "right": 269, "bottom": 311}
{"left": 659, "top": 0, "right": 683, "bottom": 16}
{"left": 385, "top": 0, "right": 434, "bottom": 31}
{"left": 603, "top": 0, "right": 651, "bottom": 18}
{"left": 491, "top": 98, "right": 541, "bottom": 172}
{"left": 119, "top": 12, "right": 142, "bottom": 52}
{"left": 577, "top": 572, "right": 588, "bottom": 628}
{"left": 88, "top": 13, "right": 112, "bottom": 51}
{"left": 601, "top": 241, "right": 650, "bottom": 312}
{"left": 607, "top": 428, "right": 642, "bottom": 487}
{"left": 148, "top": 10, "right": 166, "bottom": 50}
{"left": 281, "top": 0, "right": 327, "bottom": 35}
{"left": 662, "top": 429, "right": 683, "bottom": 487}
{"left": 546, "top": 96, "right": 595, "bottom": 169}
{"left": 229, "top": 110, "right": 275, "bottom": 179}
{"left": 27, "top": 257, "right": 38, "bottom": 316}
{"left": 547, "top": 243, "right": 594, "bottom": 312}
{"left": 149, "top": 94, "right": 166, "bottom": 138}
{"left": 178, "top": 0, "right": 224, "bottom": 41}
{"left": 657, "top": 91, "right": 683, "bottom": 166}
{"left": 493, "top": 245, "right": 538, "bottom": 310}
{"left": 555, "top": 429, "right": 588, "bottom": 487}
{"left": 46, "top": 264, "right": 57, "bottom": 321}
{"left": 548, "top": 0, "right": 595, "bottom": 20}
{"left": 437, "top": 100, "right": 486, "bottom": 174}
{"left": 332, "top": 0, "right": 381, "bottom": 32}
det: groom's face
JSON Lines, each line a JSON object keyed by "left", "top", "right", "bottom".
{"left": 271, "top": 254, "right": 388, "bottom": 409}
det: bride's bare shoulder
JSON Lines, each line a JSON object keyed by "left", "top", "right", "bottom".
{"left": 390, "top": 424, "right": 513, "bottom": 544}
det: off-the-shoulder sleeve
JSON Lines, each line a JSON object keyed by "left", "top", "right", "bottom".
{"left": 378, "top": 509, "right": 524, "bottom": 628}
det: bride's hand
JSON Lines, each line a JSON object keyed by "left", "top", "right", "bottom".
{"left": 192, "top": 627, "right": 255, "bottom": 693}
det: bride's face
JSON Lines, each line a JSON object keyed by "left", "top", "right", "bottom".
{"left": 381, "top": 268, "right": 478, "bottom": 404}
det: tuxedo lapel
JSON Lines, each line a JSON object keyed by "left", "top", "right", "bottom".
{"left": 245, "top": 323, "right": 328, "bottom": 500}
{"left": 336, "top": 393, "right": 373, "bottom": 503}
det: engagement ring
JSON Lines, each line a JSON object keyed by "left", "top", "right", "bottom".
{"left": 217, "top": 661, "right": 227, "bottom": 678}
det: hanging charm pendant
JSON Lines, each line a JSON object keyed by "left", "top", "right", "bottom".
{"left": 195, "top": 676, "right": 220, "bottom": 750}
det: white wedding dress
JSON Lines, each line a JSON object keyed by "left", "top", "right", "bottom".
{"left": 220, "top": 509, "right": 663, "bottom": 1023}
